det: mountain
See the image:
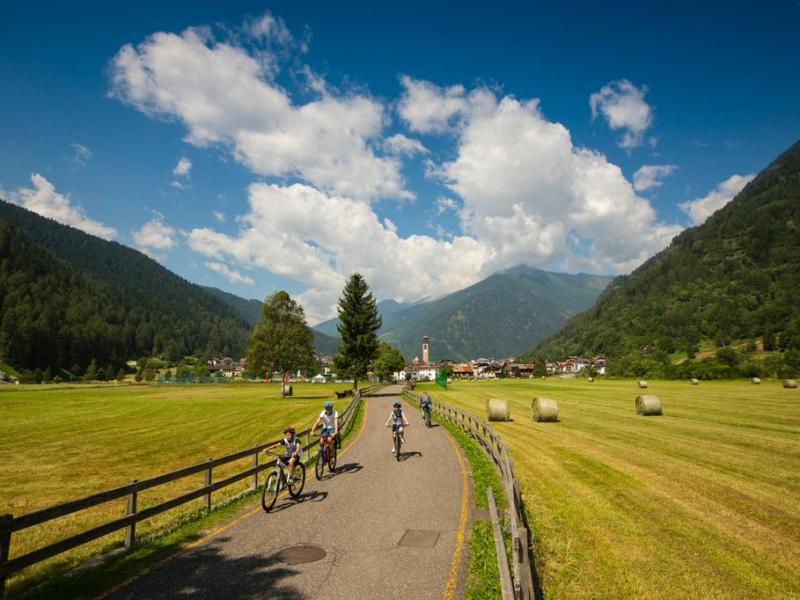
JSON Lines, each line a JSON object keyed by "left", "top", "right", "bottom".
{"left": 313, "top": 298, "right": 417, "bottom": 337}
{"left": 380, "top": 266, "right": 612, "bottom": 361}
{"left": 205, "top": 286, "right": 340, "bottom": 355}
{"left": 523, "top": 139, "right": 800, "bottom": 377}
{"left": 0, "top": 199, "right": 252, "bottom": 371}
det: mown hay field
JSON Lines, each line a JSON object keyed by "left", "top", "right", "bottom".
{"left": 0, "top": 382, "right": 348, "bottom": 590}
{"left": 418, "top": 378, "right": 800, "bottom": 599}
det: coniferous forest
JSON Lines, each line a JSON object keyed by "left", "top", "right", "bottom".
{"left": 524, "top": 140, "right": 800, "bottom": 379}
{"left": 0, "top": 200, "right": 251, "bottom": 376}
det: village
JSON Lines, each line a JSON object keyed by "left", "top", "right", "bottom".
{"left": 203, "top": 335, "right": 607, "bottom": 383}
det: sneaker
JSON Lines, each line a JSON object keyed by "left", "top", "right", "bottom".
{"left": 391, "top": 447, "right": 395, "bottom": 453}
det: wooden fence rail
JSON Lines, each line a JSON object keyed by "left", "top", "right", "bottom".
{"left": 0, "top": 385, "right": 380, "bottom": 598}
{"left": 403, "top": 388, "right": 541, "bottom": 600}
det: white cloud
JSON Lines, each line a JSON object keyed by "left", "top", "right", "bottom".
{"left": 213, "top": 210, "right": 226, "bottom": 223}
{"left": 8, "top": 174, "right": 117, "bottom": 239}
{"left": 633, "top": 164, "right": 678, "bottom": 192}
{"left": 111, "top": 21, "right": 410, "bottom": 201}
{"left": 173, "top": 157, "right": 192, "bottom": 176}
{"left": 205, "top": 261, "right": 255, "bottom": 285}
{"left": 679, "top": 173, "right": 755, "bottom": 225}
{"left": 590, "top": 79, "right": 654, "bottom": 149}
{"left": 398, "top": 75, "right": 468, "bottom": 133}
{"left": 132, "top": 214, "right": 176, "bottom": 249}
{"left": 70, "top": 143, "right": 93, "bottom": 167}
{"left": 383, "top": 133, "right": 427, "bottom": 156}
{"left": 435, "top": 196, "right": 459, "bottom": 214}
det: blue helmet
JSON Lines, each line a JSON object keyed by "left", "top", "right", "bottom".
{"left": 324, "top": 401, "right": 334, "bottom": 409}
{"left": 393, "top": 400, "right": 401, "bottom": 407}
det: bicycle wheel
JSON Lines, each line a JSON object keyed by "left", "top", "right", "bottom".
{"left": 394, "top": 432, "right": 401, "bottom": 461}
{"left": 261, "top": 470, "right": 280, "bottom": 512}
{"left": 425, "top": 411, "right": 431, "bottom": 427}
{"left": 288, "top": 462, "right": 306, "bottom": 497}
{"left": 315, "top": 446, "right": 325, "bottom": 480}
{"left": 329, "top": 441, "right": 337, "bottom": 471}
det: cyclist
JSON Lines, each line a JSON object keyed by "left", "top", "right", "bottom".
{"left": 385, "top": 400, "right": 409, "bottom": 452}
{"left": 420, "top": 391, "right": 432, "bottom": 424}
{"left": 311, "top": 401, "right": 340, "bottom": 453}
{"left": 265, "top": 426, "right": 302, "bottom": 483}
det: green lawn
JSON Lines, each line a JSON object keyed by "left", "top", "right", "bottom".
{"left": 0, "top": 382, "right": 349, "bottom": 590}
{"left": 418, "top": 378, "right": 800, "bottom": 599}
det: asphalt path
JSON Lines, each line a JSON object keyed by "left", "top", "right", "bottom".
{"left": 103, "top": 385, "right": 469, "bottom": 599}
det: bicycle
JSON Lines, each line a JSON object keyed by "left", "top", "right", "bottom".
{"left": 261, "top": 450, "right": 306, "bottom": 512}
{"left": 422, "top": 405, "right": 432, "bottom": 428}
{"left": 391, "top": 424, "right": 408, "bottom": 461}
{"left": 315, "top": 432, "right": 338, "bottom": 479}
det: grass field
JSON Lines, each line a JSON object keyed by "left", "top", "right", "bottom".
{"left": 0, "top": 382, "right": 350, "bottom": 591}
{"left": 417, "top": 378, "right": 800, "bottom": 599}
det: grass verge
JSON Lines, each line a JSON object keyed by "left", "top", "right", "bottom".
{"left": 9, "top": 392, "right": 368, "bottom": 599}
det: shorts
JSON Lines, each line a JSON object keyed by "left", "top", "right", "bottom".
{"left": 391, "top": 423, "right": 404, "bottom": 431}
{"left": 321, "top": 427, "right": 335, "bottom": 438}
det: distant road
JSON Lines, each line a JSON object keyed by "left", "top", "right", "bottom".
{"left": 102, "top": 384, "right": 470, "bottom": 599}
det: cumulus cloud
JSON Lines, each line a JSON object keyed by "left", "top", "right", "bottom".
{"left": 70, "top": 143, "right": 93, "bottom": 167}
{"left": 679, "top": 173, "right": 755, "bottom": 225}
{"left": 590, "top": 79, "right": 654, "bottom": 149}
{"left": 435, "top": 196, "right": 459, "bottom": 214}
{"left": 173, "top": 157, "right": 192, "bottom": 176}
{"left": 132, "top": 214, "right": 176, "bottom": 250}
{"left": 8, "top": 174, "right": 117, "bottom": 239}
{"left": 633, "top": 164, "right": 678, "bottom": 192}
{"left": 383, "top": 133, "right": 427, "bottom": 156}
{"left": 205, "top": 261, "right": 255, "bottom": 285}
{"left": 110, "top": 20, "right": 410, "bottom": 201}
{"left": 398, "top": 75, "right": 469, "bottom": 133}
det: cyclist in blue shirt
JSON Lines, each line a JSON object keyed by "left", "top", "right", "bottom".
{"left": 420, "top": 391, "right": 432, "bottom": 423}
{"left": 385, "top": 400, "right": 409, "bottom": 452}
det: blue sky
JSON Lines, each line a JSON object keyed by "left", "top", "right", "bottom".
{"left": 1, "top": 1, "right": 798, "bottom": 322}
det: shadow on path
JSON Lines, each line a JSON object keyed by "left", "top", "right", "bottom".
{"left": 110, "top": 537, "right": 305, "bottom": 600}
{"left": 398, "top": 451, "right": 423, "bottom": 462}
{"left": 329, "top": 462, "right": 363, "bottom": 477}
{"left": 268, "top": 490, "right": 328, "bottom": 514}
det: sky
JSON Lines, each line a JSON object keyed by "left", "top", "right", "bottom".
{"left": 1, "top": 1, "right": 799, "bottom": 323}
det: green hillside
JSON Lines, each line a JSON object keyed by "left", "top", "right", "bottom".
{"left": 0, "top": 200, "right": 252, "bottom": 372}
{"left": 382, "top": 266, "right": 611, "bottom": 360}
{"left": 524, "top": 139, "right": 800, "bottom": 379}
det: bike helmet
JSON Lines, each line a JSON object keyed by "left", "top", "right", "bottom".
{"left": 324, "top": 401, "right": 334, "bottom": 409}
{"left": 393, "top": 400, "right": 401, "bottom": 407}
{"left": 284, "top": 426, "right": 295, "bottom": 434}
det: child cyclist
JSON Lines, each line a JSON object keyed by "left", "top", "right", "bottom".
{"left": 310, "top": 401, "right": 340, "bottom": 452}
{"left": 385, "top": 400, "right": 409, "bottom": 452}
{"left": 265, "top": 426, "right": 302, "bottom": 483}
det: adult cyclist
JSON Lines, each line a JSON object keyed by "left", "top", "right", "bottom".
{"left": 385, "top": 400, "right": 409, "bottom": 452}
{"left": 265, "top": 426, "right": 302, "bottom": 483}
{"left": 419, "top": 391, "right": 432, "bottom": 425}
{"left": 311, "top": 401, "right": 340, "bottom": 451}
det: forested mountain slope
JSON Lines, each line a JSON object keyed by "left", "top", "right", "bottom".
{"left": 524, "top": 139, "right": 800, "bottom": 378}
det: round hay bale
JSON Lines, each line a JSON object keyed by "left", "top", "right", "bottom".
{"left": 784, "top": 379, "right": 798, "bottom": 389}
{"left": 636, "top": 395, "right": 662, "bottom": 416}
{"left": 285, "top": 384, "right": 293, "bottom": 397}
{"left": 486, "top": 397, "right": 510, "bottom": 421}
{"left": 638, "top": 380, "right": 648, "bottom": 389}
{"left": 690, "top": 378, "right": 700, "bottom": 385}
{"left": 531, "top": 397, "right": 559, "bottom": 422}
{"left": 752, "top": 377, "right": 762, "bottom": 385}
{"left": 588, "top": 377, "right": 595, "bottom": 383}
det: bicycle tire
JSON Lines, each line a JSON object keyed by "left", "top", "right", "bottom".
{"left": 329, "top": 440, "right": 337, "bottom": 471}
{"left": 315, "top": 446, "right": 325, "bottom": 480}
{"left": 288, "top": 463, "right": 306, "bottom": 497}
{"left": 395, "top": 431, "right": 401, "bottom": 461}
{"left": 261, "top": 471, "right": 280, "bottom": 512}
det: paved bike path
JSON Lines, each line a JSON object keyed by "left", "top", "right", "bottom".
{"left": 105, "top": 385, "right": 469, "bottom": 599}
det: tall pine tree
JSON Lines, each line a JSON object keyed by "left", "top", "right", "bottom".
{"left": 334, "top": 273, "right": 382, "bottom": 390}
{"left": 248, "top": 291, "right": 315, "bottom": 398}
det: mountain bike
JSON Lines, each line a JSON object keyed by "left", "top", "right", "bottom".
{"left": 392, "top": 424, "right": 408, "bottom": 461}
{"left": 261, "top": 450, "right": 306, "bottom": 512}
{"left": 315, "top": 433, "right": 338, "bottom": 479}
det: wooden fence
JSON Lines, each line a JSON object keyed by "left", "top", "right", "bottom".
{"left": 0, "top": 385, "right": 380, "bottom": 598}
{"left": 404, "top": 389, "right": 541, "bottom": 600}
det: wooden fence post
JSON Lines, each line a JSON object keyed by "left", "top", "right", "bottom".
{"left": 124, "top": 482, "right": 137, "bottom": 550}
{"left": 252, "top": 452, "right": 259, "bottom": 490}
{"left": 0, "top": 513, "right": 12, "bottom": 599}
{"left": 205, "top": 459, "right": 213, "bottom": 512}
{"left": 487, "top": 490, "right": 514, "bottom": 600}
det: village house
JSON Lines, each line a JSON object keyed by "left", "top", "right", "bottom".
{"left": 394, "top": 335, "right": 440, "bottom": 381}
